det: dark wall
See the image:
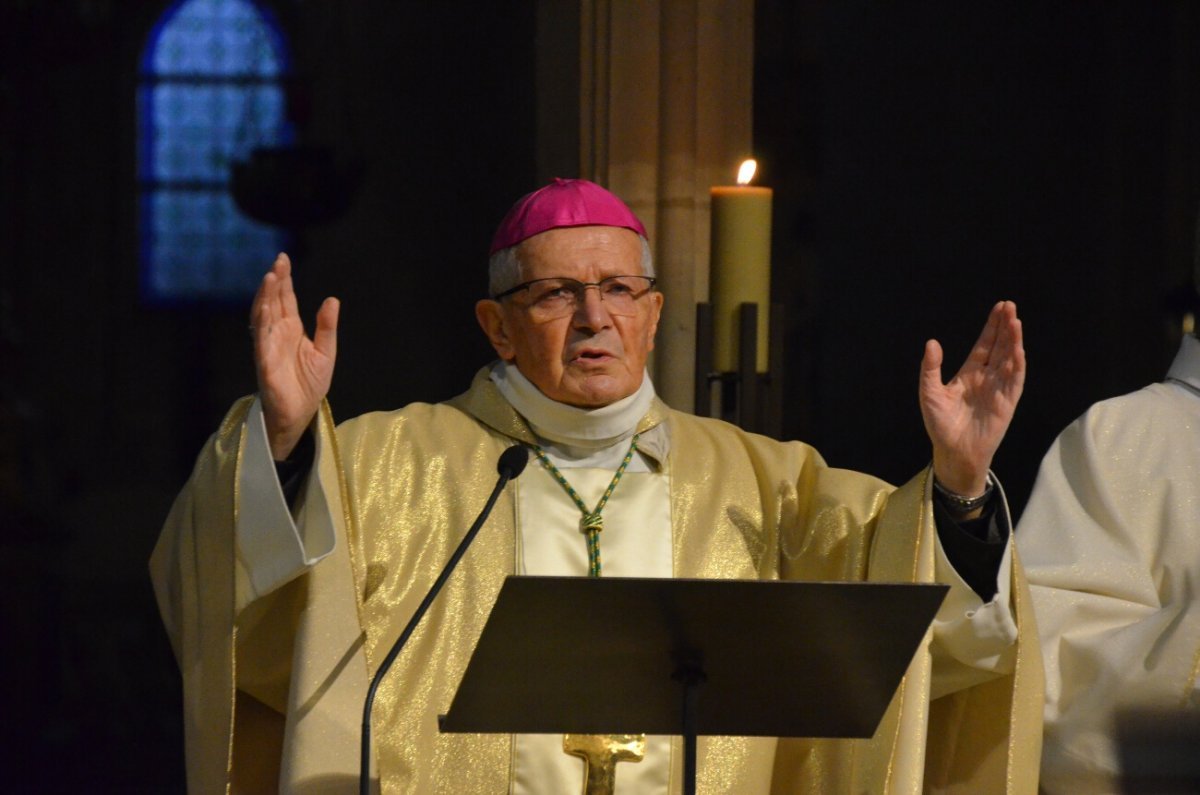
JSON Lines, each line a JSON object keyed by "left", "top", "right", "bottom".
{"left": 1, "top": 2, "right": 535, "bottom": 790}
{"left": 4, "top": 1, "right": 1199, "bottom": 790}
{"left": 758, "top": 1, "right": 1200, "bottom": 515}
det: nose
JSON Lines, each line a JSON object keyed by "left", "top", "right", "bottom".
{"left": 572, "top": 284, "right": 612, "bottom": 331}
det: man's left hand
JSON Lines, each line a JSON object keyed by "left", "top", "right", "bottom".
{"left": 919, "top": 300, "right": 1025, "bottom": 501}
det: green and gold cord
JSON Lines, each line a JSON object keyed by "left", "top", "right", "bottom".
{"left": 532, "top": 434, "right": 640, "bottom": 577}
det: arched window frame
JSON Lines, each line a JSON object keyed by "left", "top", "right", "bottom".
{"left": 137, "top": 0, "right": 294, "bottom": 306}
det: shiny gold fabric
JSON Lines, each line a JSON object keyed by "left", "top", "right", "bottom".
{"left": 152, "top": 368, "right": 1043, "bottom": 793}
{"left": 151, "top": 399, "right": 247, "bottom": 794}
{"left": 153, "top": 397, "right": 375, "bottom": 793}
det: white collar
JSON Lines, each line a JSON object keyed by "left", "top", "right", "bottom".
{"left": 1166, "top": 334, "right": 1200, "bottom": 396}
{"left": 489, "top": 360, "right": 655, "bottom": 449}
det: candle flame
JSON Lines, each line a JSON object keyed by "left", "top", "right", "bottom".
{"left": 737, "top": 159, "right": 757, "bottom": 185}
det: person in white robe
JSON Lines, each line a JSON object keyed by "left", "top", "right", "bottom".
{"left": 1016, "top": 331, "right": 1200, "bottom": 794}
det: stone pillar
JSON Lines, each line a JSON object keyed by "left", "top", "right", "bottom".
{"left": 536, "top": 0, "right": 755, "bottom": 411}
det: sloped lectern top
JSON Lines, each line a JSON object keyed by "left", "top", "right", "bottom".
{"left": 439, "top": 576, "right": 948, "bottom": 739}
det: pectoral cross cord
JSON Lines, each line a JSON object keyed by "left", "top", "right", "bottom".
{"left": 531, "top": 435, "right": 646, "bottom": 794}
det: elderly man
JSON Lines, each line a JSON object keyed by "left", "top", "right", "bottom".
{"left": 152, "top": 179, "right": 1042, "bottom": 793}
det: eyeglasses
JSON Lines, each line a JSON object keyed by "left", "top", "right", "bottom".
{"left": 492, "top": 275, "right": 657, "bottom": 319}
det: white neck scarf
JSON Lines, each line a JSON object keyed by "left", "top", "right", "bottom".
{"left": 489, "top": 360, "right": 654, "bottom": 449}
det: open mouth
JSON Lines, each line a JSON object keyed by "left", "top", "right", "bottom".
{"left": 572, "top": 349, "right": 612, "bottom": 363}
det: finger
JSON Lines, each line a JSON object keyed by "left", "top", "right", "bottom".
{"left": 989, "top": 302, "right": 1025, "bottom": 377}
{"left": 252, "top": 264, "right": 273, "bottom": 326}
{"left": 1005, "top": 316, "right": 1027, "bottom": 395}
{"left": 252, "top": 278, "right": 275, "bottom": 371}
{"left": 257, "top": 271, "right": 280, "bottom": 335}
{"left": 257, "top": 255, "right": 291, "bottom": 346}
{"left": 261, "top": 254, "right": 288, "bottom": 328}
{"left": 263, "top": 253, "right": 284, "bottom": 325}
{"left": 313, "top": 297, "right": 340, "bottom": 361}
{"left": 968, "top": 300, "right": 1005, "bottom": 365}
{"left": 277, "top": 253, "right": 301, "bottom": 320}
{"left": 249, "top": 254, "right": 282, "bottom": 325}
{"left": 919, "top": 338, "right": 944, "bottom": 396}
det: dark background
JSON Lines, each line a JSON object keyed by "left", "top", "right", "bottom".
{"left": 3, "top": 2, "right": 1197, "bottom": 790}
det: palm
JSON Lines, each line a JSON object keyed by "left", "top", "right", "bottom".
{"left": 251, "top": 253, "right": 339, "bottom": 459}
{"left": 919, "top": 301, "right": 1024, "bottom": 495}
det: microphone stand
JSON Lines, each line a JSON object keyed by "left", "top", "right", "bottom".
{"left": 359, "top": 445, "right": 529, "bottom": 795}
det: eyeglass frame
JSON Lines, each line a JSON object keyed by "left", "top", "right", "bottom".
{"left": 490, "top": 275, "right": 658, "bottom": 312}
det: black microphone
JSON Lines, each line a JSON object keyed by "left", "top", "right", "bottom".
{"left": 360, "top": 444, "right": 529, "bottom": 794}
{"left": 497, "top": 443, "right": 530, "bottom": 480}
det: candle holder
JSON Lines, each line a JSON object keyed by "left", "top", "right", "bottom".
{"left": 694, "top": 302, "right": 784, "bottom": 437}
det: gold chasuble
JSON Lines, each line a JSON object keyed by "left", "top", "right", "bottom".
{"left": 151, "top": 368, "right": 1043, "bottom": 793}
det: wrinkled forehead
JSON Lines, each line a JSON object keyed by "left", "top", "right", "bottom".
{"left": 516, "top": 225, "right": 645, "bottom": 279}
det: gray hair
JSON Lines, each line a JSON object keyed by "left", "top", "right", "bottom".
{"left": 488, "top": 234, "right": 655, "bottom": 297}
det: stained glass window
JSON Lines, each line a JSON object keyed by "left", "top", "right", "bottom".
{"left": 138, "top": 0, "right": 293, "bottom": 304}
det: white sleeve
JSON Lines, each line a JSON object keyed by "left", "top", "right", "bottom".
{"left": 927, "top": 486, "right": 1018, "bottom": 699}
{"left": 235, "top": 398, "right": 336, "bottom": 600}
{"left": 929, "top": 529, "right": 1017, "bottom": 698}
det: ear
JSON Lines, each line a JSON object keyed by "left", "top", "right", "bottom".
{"left": 644, "top": 290, "right": 664, "bottom": 352}
{"left": 476, "top": 299, "right": 517, "bottom": 360}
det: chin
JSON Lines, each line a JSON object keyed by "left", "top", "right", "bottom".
{"left": 559, "top": 374, "right": 639, "bottom": 408}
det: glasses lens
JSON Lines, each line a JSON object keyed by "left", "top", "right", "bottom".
{"left": 526, "top": 279, "right": 578, "bottom": 315}
{"left": 598, "top": 276, "right": 651, "bottom": 315}
{"left": 522, "top": 276, "right": 654, "bottom": 319}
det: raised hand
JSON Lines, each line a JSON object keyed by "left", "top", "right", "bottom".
{"left": 250, "top": 253, "right": 340, "bottom": 460}
{"left": 919, "top": 300, "right": 1025, "bottom": 499}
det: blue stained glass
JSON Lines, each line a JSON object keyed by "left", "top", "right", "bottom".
{"left": 146, "top": 84, "right": 286, "bottom": 182}
{"left": 138, "top": 0, "right": 292, "bottom": 304}
{"left": 151, "top": 0, "right": 284, "bottom": 76}
{"left": 149, "top": 191, "right": 279, "bottom": 300}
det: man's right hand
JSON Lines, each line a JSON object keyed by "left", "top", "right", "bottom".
{"left": 250, "top": 253, "right": 340, "bottom": 461}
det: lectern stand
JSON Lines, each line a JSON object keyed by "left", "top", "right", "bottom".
{"left": 439, "top": 576, "right": 947, "bottom": 794}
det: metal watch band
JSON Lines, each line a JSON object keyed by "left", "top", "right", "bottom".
{"left": 932, "top": 476, "right": 994, "bottom": 514}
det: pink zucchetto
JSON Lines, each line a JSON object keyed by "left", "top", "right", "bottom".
{"left": 489, "top": 178, "right": 647, "bottom": 255}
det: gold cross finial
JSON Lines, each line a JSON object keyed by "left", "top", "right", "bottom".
{"left": 562, "top": 733, "right": 646, "bottom": 795}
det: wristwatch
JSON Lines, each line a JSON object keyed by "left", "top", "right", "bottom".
{"left": 933, "top": 475, "right": 994, "bottom": 514}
